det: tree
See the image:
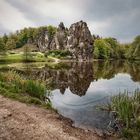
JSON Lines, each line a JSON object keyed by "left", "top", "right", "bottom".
{"left": 0, "top": 37, "right": 5, "bottom": 53}
{"left": 23, "top": 44, "right": 32, "bottom": 62}
{"left": 127, "top": 35, "right": 140, "bottom": 60}
{"left": 93, "top": 39, "right": 109, "bottom": 59}
{"left": 6, "top": 38, "right": 16, "bottom": 50}
{"left": 3, "top": 33, "right": 8, "bottom": 45}
{"left": 104, "top": 37, "right": 120, "bottom": 58}
{"left": 47, "top": 25, "right": 57, "bottom": 38}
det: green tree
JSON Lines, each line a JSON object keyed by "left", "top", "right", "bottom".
{"left": 3, "top": 33, "right": 8, "bottom": 45}
{"left": 23, "top": 44, "right": 32, "bottom": 62}
{"left": 127, "top": 35, "right": 140, "bottom": 60}
{"left": 6, "top": 37, "right": 17, "bottom": 50}
{"left": 47, "top": 25, "right": 57, "bottom": 38}
{"left": 104, "top": 37, "right": 120, "bottom": 58}
{"left": 0, "top": 37, "right": 5, "bottom": 53}
{"left": 93, "top": 39, "right": 109, "bottom": 59}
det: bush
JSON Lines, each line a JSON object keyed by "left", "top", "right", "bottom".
{"left": 45, "top": 50, "right": 72, "bottom": 58}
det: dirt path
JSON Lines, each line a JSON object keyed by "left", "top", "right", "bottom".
{"left": 0, "top": 95, "right": 119, "bottom": 140}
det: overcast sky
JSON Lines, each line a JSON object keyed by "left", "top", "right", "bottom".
{"left": 0, "top": 0, "right": 140, "bottom": 42}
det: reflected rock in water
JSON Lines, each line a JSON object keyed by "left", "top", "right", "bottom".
{"left": 37, "top": 62, "right": 93, "bottom": 96}
{"left": 68, "top": 62, "right": 93, "bottom": 96}
{"left": 1, "top": 60, "right": 140, "bottom": 96}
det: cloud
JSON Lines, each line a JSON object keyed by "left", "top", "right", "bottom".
{"left": 0, "top": 0, "right": 34, "bottom": 33}
{"left": 5, "top": 0, "right": 85, "bottom": 26}
{"left": 0, "top": 0, "right": 140, "bottom": 42}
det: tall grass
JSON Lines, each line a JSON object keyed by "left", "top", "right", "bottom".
{"left": 108, "top": 90, "right": 140, "bottom": 139}
{"left": 0, "top": 71, "right": 52, "bottom": 108}
{"left": 25, "top": 80, "right": 45, "bottom": 99}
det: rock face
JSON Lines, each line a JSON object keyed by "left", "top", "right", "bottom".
{"left": 67, "top": 21, "right": 93, "bottom": 60}
{"left": 37, "top": 21, "right": 93, "bottom": 60}
{"left": 37, "top": 29, "right": 50, "bottom": 52}
{"left": 50, "top": 22, "right": 67, "bottom": 50}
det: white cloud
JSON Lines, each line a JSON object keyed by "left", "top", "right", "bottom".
{"left": 0, "top": 0, "right": 34, "bottom": 32}
{"left": 88, "top": 20, "right": 111, "bottom": 36}
{"left": 27, "top": 0, "right": 85, "bottom": 24}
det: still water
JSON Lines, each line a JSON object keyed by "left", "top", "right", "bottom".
{"left": 0, "top": 60, "right": 140, "bottom": 130}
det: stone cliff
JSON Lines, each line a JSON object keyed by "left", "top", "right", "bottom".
{"left": 37, "top": 21, "right": 93, "bottom": 60}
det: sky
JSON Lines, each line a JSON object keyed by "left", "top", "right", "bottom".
{"left": 0, "top": 0, "right": 140, "bottom": 42}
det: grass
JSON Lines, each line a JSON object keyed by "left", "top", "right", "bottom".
{"left": 0, "top": 52, "right": 50, "bottom": 62}
{"left": 105, "top": 90, "right": 140, "bottom": 139}
{"left": 0, "top": 71, "right": 52, "bottom": 109}
{"left": 0, "top": 48, "right": 72, "bottom": 63}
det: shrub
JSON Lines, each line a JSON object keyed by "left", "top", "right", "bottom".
{"left": 45, "top": 50, "right": 72, "bottom": 58}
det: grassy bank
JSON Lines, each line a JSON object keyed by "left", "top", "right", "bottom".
{"left": 105, "top": 90, "right": 140, "bottom": 139}
{"left": 0, "top": 52, "right": 52, "bottom": 62}
{"left": 0, "top": 71, "right": 52, "bottom": 109}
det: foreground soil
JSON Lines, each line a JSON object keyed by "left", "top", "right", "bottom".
{"left": 0, "top": 95, "right": 120, "bottom": 140}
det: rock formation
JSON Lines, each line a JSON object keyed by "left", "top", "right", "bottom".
{"left": 50, "top": 22, "right": 67, "bottom": 50}
{"left": 36, "top": 21, "right": 93, "bottom": 60}
{"left": 37, "top": 28, "right": 50, "bottom": 52}
{"left": 67, "top": 21, "right": 93, "bottom": 60}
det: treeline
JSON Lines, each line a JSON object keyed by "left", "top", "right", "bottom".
{"left": 93, "top": 36, "right": 140, "bottom": 60}
{"left": 0, "top": 25, "right": 140, "bottom": 60}
{"left": 0, "top": 25, "right": 56, "bottom": 52}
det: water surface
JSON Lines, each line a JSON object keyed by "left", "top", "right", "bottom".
{"left": 0, "top": 60, "right": 140, "bottom": 130}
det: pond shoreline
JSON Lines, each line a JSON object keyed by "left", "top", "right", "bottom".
{"left": 0, "top": 95, "right": 120, "bottom": 140}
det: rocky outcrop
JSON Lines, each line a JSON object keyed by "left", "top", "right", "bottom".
{"left": 67, "top": 21, "right": 93, "bottom": 60}
{"left": 37, "top": 28, "right": 50, "bottom": 52}
{"left": 37, "top": 21, "right": 93, "bottom": 60}
{"left": 50, "top": 22, "right": 67, "bottom": 50}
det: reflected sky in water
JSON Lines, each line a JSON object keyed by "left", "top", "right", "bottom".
{"left": 52, "top": 74, "right": 140, "bottom": 108}
{"left": 49, "top": 62, "right": 140, "bottom": 130}
{"left": 0, "top": 60, "right": 140, "bottom": 130}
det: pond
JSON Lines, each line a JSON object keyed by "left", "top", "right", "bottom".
{"left": 0, "top": 60, "right": 140, "bottom": 131}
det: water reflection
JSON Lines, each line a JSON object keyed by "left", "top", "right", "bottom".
{"left": 0, "top": 60, "right": 140, "bottom": 130}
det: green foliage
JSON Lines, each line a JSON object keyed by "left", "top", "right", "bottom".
{"left": 0, "top": 71, "right": 52, "bottom": 108}
{"left": 23, "top": 44, "right": 33, "bottom": 62}
{"left": 6, "top": 33, "right": 17, "bottom": 49}
{"left": 25, "top": 80, "right": 45, "bottom": 99}
{"left": 47, "top": 25, "right": 57, "bottom": 38}
{"left": 0, "top": 37, "right": 6, "bottom": 53}
{"left": 46, "top": 49, "right": 72, "bottom": 58}
{"left": 3, "top": 34, "right": 8, "bottom": 45}
{"left": 93, "top": 37, "right": 133, "bottom": 59}
{"left": 127, "top": 35, "right": 140, "bottom": 60}
{"left": 107, "top": 90, "right": 140, "bottom": 139}
{"left": 93, "top": 39, "right": 109, "bottom": 59}
{"left": 0, "top": 25, "right": 56, "bottom": 51}
{"left": 104, "top": 37, "right": 120, "bottom": 58}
